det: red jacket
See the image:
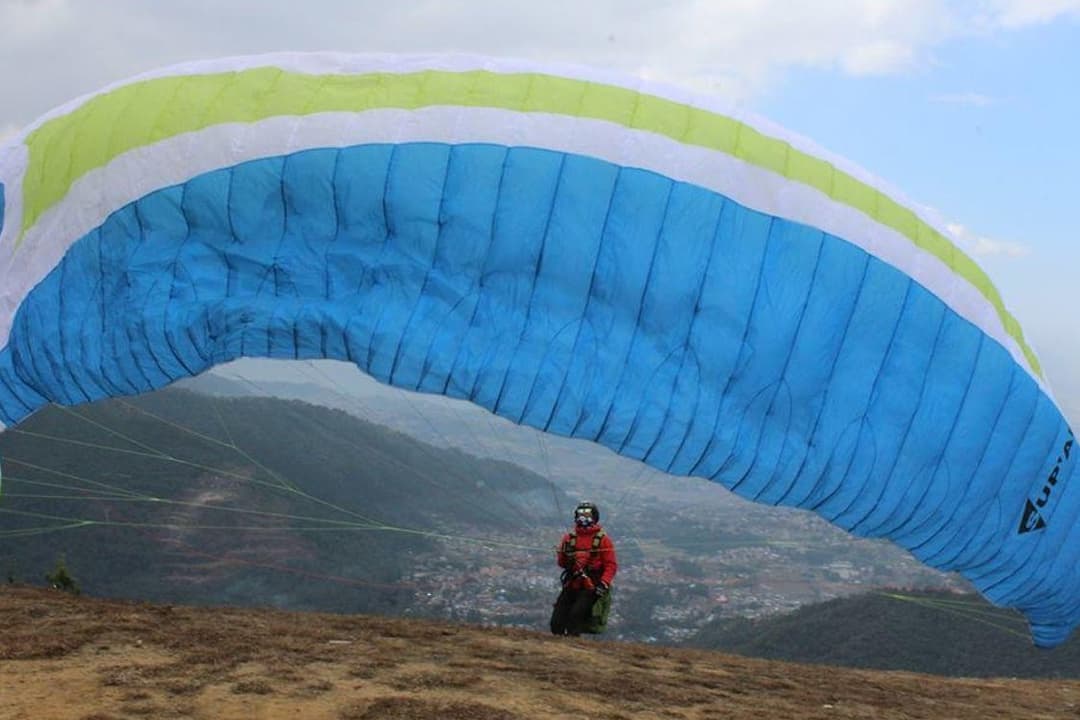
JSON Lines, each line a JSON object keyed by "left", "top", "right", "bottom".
{"left": 557, "top": 524, "right": 617, "bottom": 590}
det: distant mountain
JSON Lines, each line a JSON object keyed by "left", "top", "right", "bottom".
{"left": 176, "top": 369, "right": 654, "bottom": 498}
{"left": 171, "top": 366, "right": 980, "bottom": 630}
{"left": 0, "top": 378, "right": 977, "bottom": 647}
{"left": 687, "top": 588, "right": 1080, "bottom": 678}
{"left": 0, "top": 388, "right": 571, "bottom": 614}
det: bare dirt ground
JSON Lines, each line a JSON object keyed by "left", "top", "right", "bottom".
{"left": 2, "top": 586, "right": 1079, "bottom": 719}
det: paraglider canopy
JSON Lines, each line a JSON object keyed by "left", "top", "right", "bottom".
{"left": 0, "top": 52, "right": 1074, "bottom": 646}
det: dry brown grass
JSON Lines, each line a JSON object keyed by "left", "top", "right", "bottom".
{"left": 2, "top": 585, "right": 1079, "bottom": 719}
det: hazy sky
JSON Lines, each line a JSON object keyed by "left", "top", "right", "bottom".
{"left": 2, "top": 0, "right": 1077, "bottom": 419}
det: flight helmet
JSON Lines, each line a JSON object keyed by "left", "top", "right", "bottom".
{"left": 574, "top": 501, "right": 599, "bottom": 528}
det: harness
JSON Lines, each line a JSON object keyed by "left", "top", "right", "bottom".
{"left": 561, "top": 529, "right": 606, "bottom": 587}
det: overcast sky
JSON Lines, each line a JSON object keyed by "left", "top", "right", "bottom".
{"left": 2, "top": 0, "right": 1077, "bottom": 420}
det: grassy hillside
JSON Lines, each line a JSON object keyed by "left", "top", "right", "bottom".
{"left": 689, "top": 589, "right": 1080, "bottom": 679}
{"left": 3, "top": 585, "right": 1078, "bottom": 720}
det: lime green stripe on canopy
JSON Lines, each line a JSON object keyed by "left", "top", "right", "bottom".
{"left": 19, "top": 66, "right": 1039, "bottom": 379}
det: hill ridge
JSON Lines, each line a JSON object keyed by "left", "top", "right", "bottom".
{"left": 690, "top": 588, "right": 1080, "bottom": 679}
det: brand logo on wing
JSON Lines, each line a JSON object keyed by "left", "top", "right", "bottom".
{"left": 1018, "top": 429, "right": 1074, "bottom": 535}
{"left": 1019, "top": 500, "right": 1047, "bottom": 533}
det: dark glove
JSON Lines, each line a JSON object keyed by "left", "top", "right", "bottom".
{"left": 594, "top": 581, "right": 609, "bottom": 598}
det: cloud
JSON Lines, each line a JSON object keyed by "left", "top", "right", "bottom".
{"left": 932, "top": 91, "right": 999, "bottom": 106}
{"left": 840, "top": 41, "right": 918, "bottom": 76}
{"left": 0, "top": 0, "right": 1007, "bottom": 123}
{"left": 946, "top": 222, "right": 1031, "bottom": 258}
{"left": 0, "top": 124, "right": 18, "bottom": 146}
{"left": 0, "top": 0, "right": 1073, "bottom": 126}
{"left": 982, "top": 0, "right": 1080, "bottom": 28}
{"left": 594, "top": 0, "right": 956, "bottom": 96}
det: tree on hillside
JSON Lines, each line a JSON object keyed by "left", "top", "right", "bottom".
{"left": 45, "top": 555, "right": 80, "bottom": 596}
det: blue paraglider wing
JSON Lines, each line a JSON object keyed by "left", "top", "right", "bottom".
{"left": 0, "top": 53, "right": 1073, "bottom": 646}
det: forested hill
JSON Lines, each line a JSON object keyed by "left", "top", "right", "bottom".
{"left": 0, "top": 387, "right": 571, "bottom": 613}
{"left": 689, "top": 589, "right": 1080, "bottom": 679}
